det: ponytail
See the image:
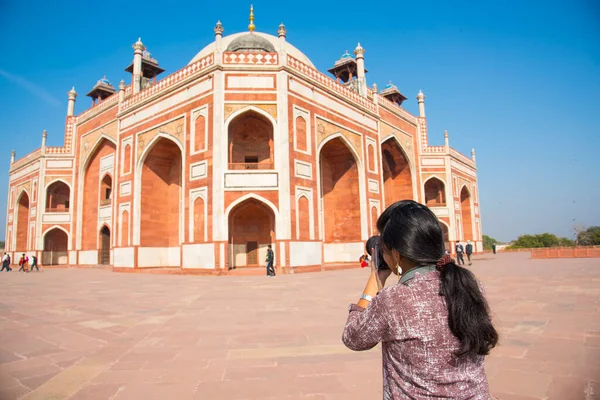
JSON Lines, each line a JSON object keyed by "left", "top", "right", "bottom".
{"left": 439, "top": 262, "right": 498, "bottom": 357}
{"left": 377, "top": 200, "right": 499, "bottom": 358}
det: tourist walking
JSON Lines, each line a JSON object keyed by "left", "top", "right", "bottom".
{"left": 265, "top": 244, "right": 275, "bottom": 277}
{"left": 18, "top": 254, "right": 29, "bottom": 272}
{"left": 455, "top": 241, "right": 465, "bottom": 265}
{"left": 30, "top": 255, "right": 39, "bottom": 271}
{"left": 492, "top": 244, "right": 497, "bottom": 254}
{"left": 466, "top": 240, "right": 474, "bottom": 266}
{"left": 1, "top": 253, "right": 11, "bottom": 272}
{"left": 342, "top": 200, "right": 498, "bottom": 399}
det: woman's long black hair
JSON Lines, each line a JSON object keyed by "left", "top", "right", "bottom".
{"left": 376, "top": 200, "right": 498, "bottom": 358}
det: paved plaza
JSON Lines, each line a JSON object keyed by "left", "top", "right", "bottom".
{"left": 0, "top": 253, "right": 598, "bottom": 400}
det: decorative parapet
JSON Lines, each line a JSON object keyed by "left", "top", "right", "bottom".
{"left": 377, "top": 94, "right": 418, "bottom": 124}
{"left": 11, "top": 148, "right": 42, "bottom": 172}
{"left": 77, "top": 85, "right": 133, "bottom": 124}
{"left": 77, "top": 90, "right": 120, "bottom": 123}
{"left": 121, "top": 53, "right": 214, "bottom": 112}
{"left": 417, "top": 116, "right": 429, "bottom": 150}
{"left": 423, "top": 146, "right": 446, "bottom": 153}
{"left": 45, "top": 116, "right": 76, "bottom": 155}
{"left": 421, "top": 146, "right": 476, "bottom": 168}
{"left": 450, "top": 148, "right": 476, "bottom": 167}
{"left": 223, "top": 52, "right": 278, "bottom": 65}
{"left": 287, "top": 55, "right": 377, "bottom": 113}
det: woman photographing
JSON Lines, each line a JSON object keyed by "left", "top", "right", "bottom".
{"left": 342, "top": 200, "right": 498, "bottom": 399}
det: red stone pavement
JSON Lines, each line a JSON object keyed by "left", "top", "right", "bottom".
{"left": 0, "top": 252, "right": 598, "bottom": 400}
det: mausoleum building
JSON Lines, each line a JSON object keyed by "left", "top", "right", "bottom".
{"left": 4, "top": 10, "right": 482, "bottom": 273}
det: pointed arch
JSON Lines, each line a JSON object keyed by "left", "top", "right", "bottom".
{"left": 98, "top": 224, "right": 111, "bottom": 265}
{"left": 317, "top": 132, "right": 362, "bottom": 165}
{"left": 226, "top": 107, "right": 275, "bottom": 170}
{"left": 317, "top": 134, "right": 364, "bottom": 243}
{"left": 42, "top": 226, "right": 69, "bottom": 265}
{"left": 295, "top": 115, "right": 308, "bottom": 152}
{"left": 44, "top": 178, "right": 72, "bottom": 193}
{"left": 424, "top": 176, "right": 447, "bottom": 207}
{"left": 380, "top": 135, "right": 415, "bottom": 206}
{"left": 133, "top": 133, "right": 184, "bottom": 246}
{"left": 44, "top": 179, "right": 72, "bottom": 212}
{"left": 460, "top": 185, "right": 473, "bottom": 242}
{"left": 79, "top": 134, "right": 117, "bottom": 175}
{"left": 224, "top": 105, "right": 278, "bottom": 132}
{"left": 42, "top": 224, "right": 70, "bottom": 238}
{"left": 192, "top": 195, "right": 206, "bottom": 243}
{"left": 15, "top": 189, "right": 31, "bottom": 252}
{"left": 77, "top": 135, "right": 117, "bottom": 250}
{"left": 16, "top": 188, "right": 31, "bottom": 205}
{"left": 224, "top": 193, "right": 280, "bottom": 230}
{"left": 296, "top": 194, "right": 310, "bottom": 240}
{"left": 120, "top": 209, "right": 130, "bottom": 247}
{"left": 122, "top": 143, "right": 132, "bottom": 174}
{"left": 99, "top": 172, "right": 113, "bottom": 205}
{"left": 227, "top": 196, "right": 276, "bottom": 268}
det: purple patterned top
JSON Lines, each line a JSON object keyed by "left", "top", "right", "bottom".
{"left": 343, "top": 270, "right": 491, "bottom": 399}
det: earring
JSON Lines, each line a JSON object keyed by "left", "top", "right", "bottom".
{"left": 396, "top": 263, "right": 402, "bottom": 274}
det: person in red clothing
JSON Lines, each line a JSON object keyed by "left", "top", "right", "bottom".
{"left": 359, "top": 255, "right": 369, "bottom": 268}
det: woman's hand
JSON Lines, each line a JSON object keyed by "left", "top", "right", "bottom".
{"left": 369, "top": 254, "right": 384, "bottom": 291}
{"left": 377, "top": 268, "right": 393, "bottom": 287}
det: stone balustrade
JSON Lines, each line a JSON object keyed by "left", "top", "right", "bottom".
{"left": 223, "top": 52, "right": 278, "bottom": 65}
{"left": 287, "top": 55, "right": 377, "bottom": 113}
{"left": 77, "top": 91, "right": 120, "bottom": 122}
{"left": 11, "top": 148, "right": 41, "bottom": 171}
{"left": 450, "top": 148, "right": 476, "bottom": 167}
{"left": 376, "top": 94, "right": 418, "bottom": 124}
{"left": 121, "top": 54, "right": 214, "bottom": 112}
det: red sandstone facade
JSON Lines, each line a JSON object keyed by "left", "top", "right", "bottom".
{"left": 4, "top": 22, "right": 482, "bottom": 273}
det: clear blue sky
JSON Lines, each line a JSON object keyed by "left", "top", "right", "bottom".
{"left": 0, "top": 0, "right": 598, "bottom": 242}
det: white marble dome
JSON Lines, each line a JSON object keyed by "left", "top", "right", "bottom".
{"left": 188, "top": 31, "right": 316, "bottom": 68}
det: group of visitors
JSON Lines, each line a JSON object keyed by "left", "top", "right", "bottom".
{"left": 455, "top": 240, "right": 474, "bottom": 265}
{"left": 0, "top": 253, "right": 39, "bottom": 273}
{"left": 343, "top": 200, "right": 497, "bottom": 399}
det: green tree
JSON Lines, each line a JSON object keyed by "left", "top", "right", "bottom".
{"left": 509, "top": 233, "right": 575, "bottom": 249}
{"left": 558, "top": 237, "right": 575, "bottom": 246}
{"left": 510, "top": 234, "right": 543, "bottom": 248}
{"left": 577, "top": 226, "right": 600, "bottom": 246}
{"left": 482, "top": 235, "right": 498, "bottom": 250}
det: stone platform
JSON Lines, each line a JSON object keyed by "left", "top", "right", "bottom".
{"left": 0, "top": 253, "right": 598, "bottom": 399}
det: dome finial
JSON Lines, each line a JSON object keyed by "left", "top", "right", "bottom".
{"left": 214, "top": 20, "right": 224, "bottom": 36}
{"left": 278, "top": 22, "right": 286, "bottom": 39}
{"left": 248, "top": 4, "right": 255, "bottom": 32}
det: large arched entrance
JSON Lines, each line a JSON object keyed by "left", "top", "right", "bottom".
{"left": 460, "top": 186, "right": 473, "bottom": 241}
{"left": 381, "top": 138, "right": 413, "bottom": 207}
{"left": 228, "top": 199, "right": 275, "bottom": 268}
{"left": 82, "top": 139, "right": 116, "bottom": 250}
{"left": 228, "top": 110, "right": 274, "bottom": 170}
{"left": 99, "top": 226, "right": 111, "bottom": 265}
{"left": 319, "top": 138, "right": 361, "bottom": 242}
{"left": 15, "top": 191, "right": 30, "bottom": 252}
{"left": 424, "top": 177, "right": 446, "bottom": 207}
{"left": 140, "top": 138, "right": 182, "bottom": 247}
{"left": 45, "top": 181, "right": 70, "bottom": 212}
{"left": 43, "top": 228, "right": 68, "bottom": 265}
